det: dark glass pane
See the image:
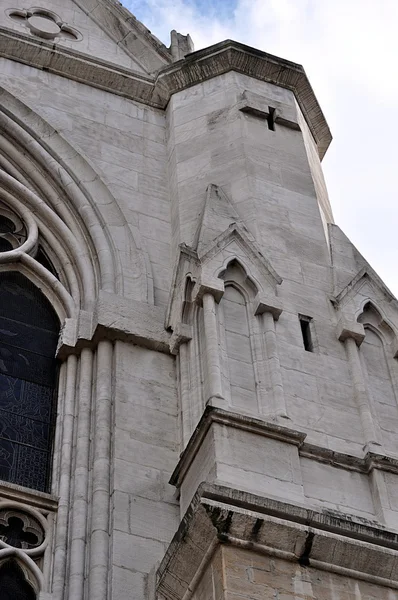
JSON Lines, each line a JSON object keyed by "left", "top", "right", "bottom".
{"left": 0, "top": 376, "right": 53, "bottom": 422}
{"left": 0, "top": 316, "right": 58, "bottom": 357}
{"left": 0, "top": 408, "right": 51, "bottom": 449}
{"left": 0, "top": 342, "right": 57, "bottom": 387}
{"left": 0, "top": 217, "right": 15, "bottom": 234}
{"left": 0, "top": 272, "right": 59, "bottom": 330}
{"left": 0, "top": 560, "right": 36, "bottom": 600}
{"left": 35, "top": 246, "right": 59, "bottom": 280}
{"left": 0, "top": 439, "right": 49, "bottom": 492}
{"left": 0, "top": 272, "right": 59, "bottom": 492}
{"left": 0, "top": 238, "right": 13, "bottom": 252}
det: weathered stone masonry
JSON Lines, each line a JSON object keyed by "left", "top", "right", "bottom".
{"left": 0, "top": 1, "right": 398, "bottom": 599}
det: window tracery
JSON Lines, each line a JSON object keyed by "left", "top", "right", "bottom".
{"left": 0, "top": 560, "right": 36, "bottom": 600}
{"left": 6, "top": 7, "right": 82, "bottom": 42}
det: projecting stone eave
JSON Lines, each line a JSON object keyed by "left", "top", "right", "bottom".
{"left": 157, "top": 483, "right": 398, "bottom": 600}
{"left": 157, "top": 39, "right": 333, "bottom": 159}
{"left": 0, "top": 31, "right": 331, "bottom": 157}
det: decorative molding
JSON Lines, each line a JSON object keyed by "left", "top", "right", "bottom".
{"left": 0, "top": 482, "right": 57, "bottom": 513}
{"left": 193, "top": 184, "right": 242, "bottom": 256}
{"left": 170, "top": 407, "right": 306, "bottom": 487}
{"left": 169, "top": 323, "right": 193, "bottom": 355}
{"left": 336, "top": 317, "right": 365, "bottom": 346}
{"left": 170, "top": 406, "right": 398, "bottom": 490}
{"left": 157, "top": 40, "right": 332, "bottom": 158}
{"left": 254, "top": 293, "right": 283, "bottom": 320}
{"left": 157, "top": 483, "right": 398, "bottom": 600}
{"left": 0, "top": 31, "right": 331, "bottom": 157}
{"left": 334, "top": 266, "right": 398, "bottom": 309}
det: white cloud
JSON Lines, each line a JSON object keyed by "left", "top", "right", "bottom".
{"left": 125, "top": 0, "right": 398, "bottom": 295}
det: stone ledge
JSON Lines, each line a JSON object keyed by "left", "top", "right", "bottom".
{"left": 0, "top": 481, "right": 58, "bottom": 512}
{"left": 170, "top": 407, "right": 398, "bottom": 491}
{"left": 0, "top": 26, "right": 163, "bottom": 106}
{"left": 58, "top": 291, "right": 171, "bottom": 356}
{"left": 170, "top": 407, "right": 307, "bottom": 487}
{"left": 157, "top": 483, "right": 398, "bottom": 600}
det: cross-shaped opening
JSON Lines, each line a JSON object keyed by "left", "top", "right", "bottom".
{"left": 267, "top": 107, "right": 276, "bottom": 131}
{"left": 0, "top": 517, "right": 39, "bottom": 549}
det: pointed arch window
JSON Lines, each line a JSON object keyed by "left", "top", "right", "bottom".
{"left": 218, "top": 260, "right": 259, "bottom": 413}
{"left": 0, "top": 272, "right": 59, "bottom": 492}
{"left": 0, "top": 560, "right": 36, "bottom": 600}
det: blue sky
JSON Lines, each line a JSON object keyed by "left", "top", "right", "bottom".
{"left": 123, "top": 0, "right": 398, "bottom": 296}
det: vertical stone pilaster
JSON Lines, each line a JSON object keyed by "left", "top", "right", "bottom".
{"left": 337, "top": 319, "right": 382, "bottom": 452}
{"left": 255, "top": 297, "right": 286, "bottom": 420}
{"left": 202, "top": 293, "right": 227, "bottom": 410}
{"left": 68, "top": 347, "right": 94, "bottom": 600}
{"left": 52, "top": 354, "right": 78, "bottom": 600}
{"left": 89, "top": 340, "right": 113, "bottom": 600}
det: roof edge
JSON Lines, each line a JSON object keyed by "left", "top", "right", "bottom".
{"left": 0, "top": 30, "right": 332, "bottom": 155}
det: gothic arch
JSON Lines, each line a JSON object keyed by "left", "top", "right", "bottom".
{"left": 0, "top": 559, "right": 36, "bottom": 600}
{"left": 216, "top": 260, "right": 265, "bottom": 415}
{"left": 0, "top": 551, "right": 43, "bottom": 596}
{"left": 357, "top": 301, "right": 395, "bottom": 345}
{"left": 0, "top": 87, "right": 153, "bottom": 305}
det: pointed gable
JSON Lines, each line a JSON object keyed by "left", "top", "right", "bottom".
{"left": 73, "top": 0, "right": 172, "bottom": 73}
{"left": 193, "top": 184, "right": 242, "bottom": 256}
{"left": 3, "top": 0, "right": 172, "bottom": 74}
{"left": 166, "top": 185, "right": 282, "bottom": 331}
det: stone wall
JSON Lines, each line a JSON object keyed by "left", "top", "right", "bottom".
{"left": 192, "top": 546, "right": 398, "bottom": 600}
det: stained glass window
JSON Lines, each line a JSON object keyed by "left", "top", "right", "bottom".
{"left": 0, "top": 560, "right": 36, "bottom": 600}
{"left": 0, "top": 272, "right": 59, "bottom": 492}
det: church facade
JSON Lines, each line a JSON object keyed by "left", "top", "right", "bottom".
{"left": 0, "top": 1, "right": 398, "bottom": 599}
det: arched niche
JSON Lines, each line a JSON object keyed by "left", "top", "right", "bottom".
{"left": 0, "top": 87, "right": 152, "bottom": 303}
{"left": 358, "top": 302, "right": 398, "bottom": 450}
{"left": 0, "top": 271, "right": 59, "bottom": 492}
{"left": 218, "top": 260, "right": 259, "bottom": 414}
{"left": 0, "top": 559, "right": 36, "bottom": 600}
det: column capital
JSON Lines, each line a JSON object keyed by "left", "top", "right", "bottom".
{"left": 336, "top": 317, "right": 365, "bottom": 346}
{"left": 254, "top": 294, "right": 283, "bottom": 320}
{"left": 193, "top": 278, "right": 224, "bottom": 305}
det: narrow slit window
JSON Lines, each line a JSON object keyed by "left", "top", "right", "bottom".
{"left": 267, "top": 107, "right": 276, "bottom": 131}
{"left": 299, "top": 315, "right": 314, "bottom": 352}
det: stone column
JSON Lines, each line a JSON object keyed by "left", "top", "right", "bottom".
{"left": 170, "top": 323, "right": 193, "bottom": 448}
{"left": 255, "top": 296, "right": 286, "bottom": 419}
{"left": 202, "top": 292, "right": 226, "bottom": 407}
{"left": 68, "top": 347, "right": 94, "bottom": 600}
{"left": 193, "top": 280, "right": 226, "bottom": 410}
{"left": 337, "top": 318, "right": 381, "bottom": 451}
{"left": 52, "top": 354, "right": 78, "bottom": 600}
{"left": 89, "top": 340, "right": 113, "bottom": 600}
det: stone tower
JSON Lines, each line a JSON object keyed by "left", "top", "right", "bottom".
{"left": 0, "top": 2, "right": 397, "bottom": 600}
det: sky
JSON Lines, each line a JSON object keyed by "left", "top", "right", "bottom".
{"left": 123, "top": 0, "right": 398, "bottom": 296}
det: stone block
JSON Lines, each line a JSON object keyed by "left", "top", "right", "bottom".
{"left": 336, "top": 317, "right": 365, "bottom": 345}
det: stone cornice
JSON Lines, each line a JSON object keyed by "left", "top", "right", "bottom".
{"left": 0, "top": 27, "right": 164, "bottom": 107}
{"left": 157, "top": 40, "right": 332, "bottom": 158}
{"left": 170, "top": 407, "right": 398, "bottom": 489}
{"left": 170, "top": 407, "right": 307, "bottom": 487}
{"left": 0, "top": 30, "right": 331, "bottom": 157}
{"left": 157, "top": 483, "right": 398, "bottom": 600}
{"left": 57, "top": 291, "right": 171, "bottom": 357}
